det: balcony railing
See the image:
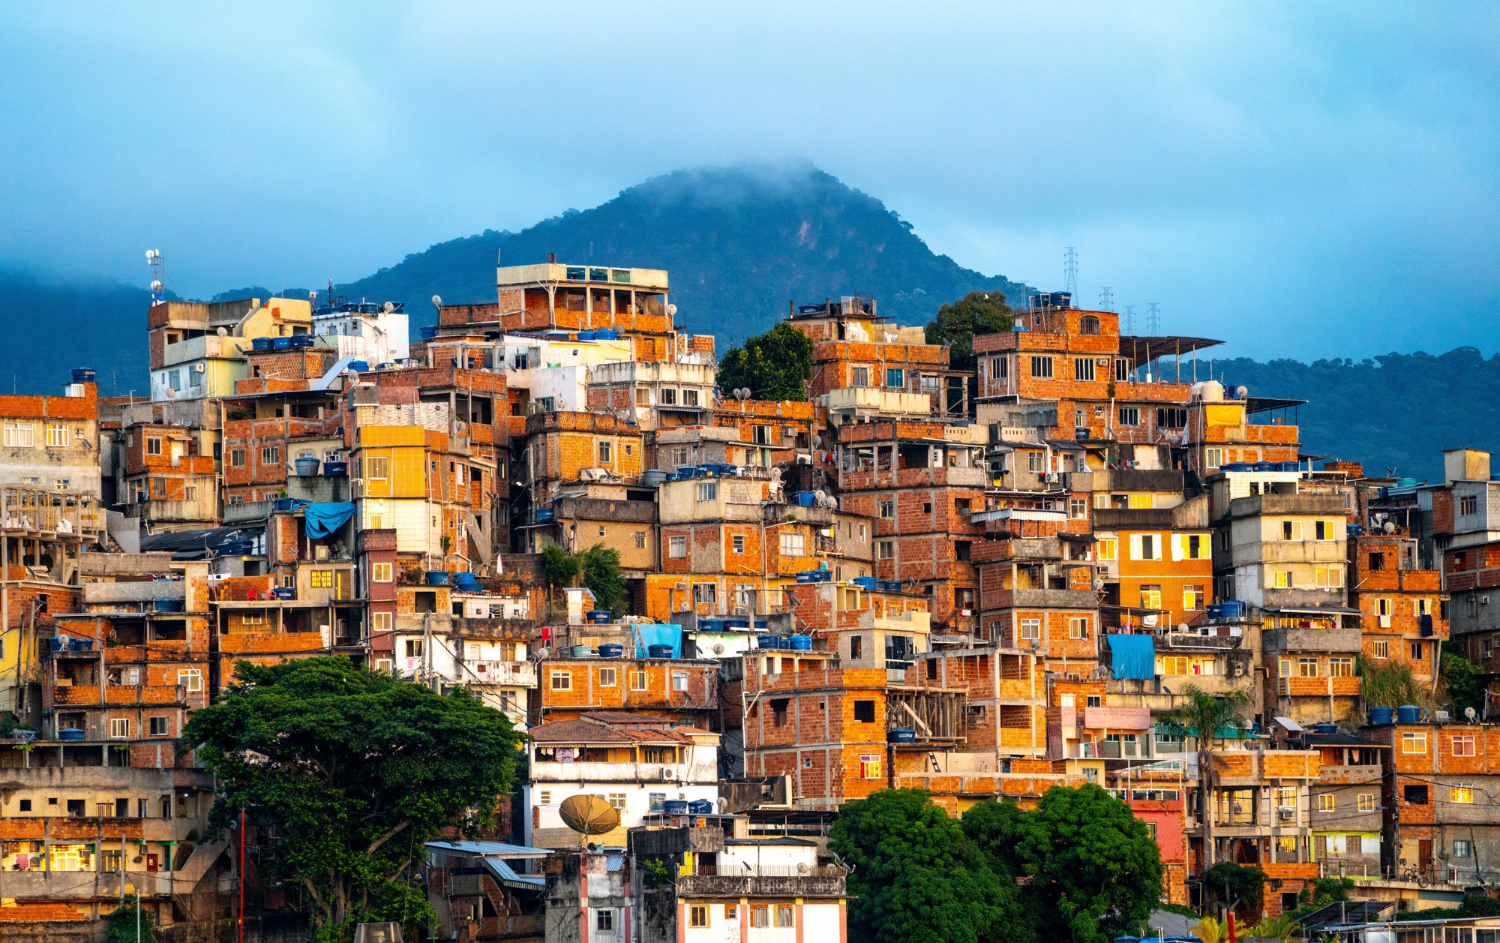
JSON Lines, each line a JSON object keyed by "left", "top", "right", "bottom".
{"left": 529, "top": 761, "right": 701, "bottom": 783}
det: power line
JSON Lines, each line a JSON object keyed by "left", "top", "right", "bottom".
{"left": 1098, "top": 287, "right": 1113, "bottom": 312}
{"left": 1063, "top": 247, "right": 1078, "bottom": 298}
{"left": 1146, "top": 303, "right": 1161, "bottom": 336}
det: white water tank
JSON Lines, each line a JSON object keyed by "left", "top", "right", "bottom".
{"left": 1198, "top": 380, "right": 1225, "bottom": 403}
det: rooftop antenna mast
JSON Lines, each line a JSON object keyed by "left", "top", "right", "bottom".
{"left": 1146, "top": 303, "right": 1161, "bottom": 336}
{"left": 1098, "top": 286, "right": 1113, "bottom": 312}
{"left": 1063, "top": 247, "right": 1078, "bottom": 299}
{"left": 145, "top": 250, "right": 165, "bottom": 305}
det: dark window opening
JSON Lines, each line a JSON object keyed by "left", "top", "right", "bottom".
{"left": 853, "top": 700, "right": 875, "bottom": 723}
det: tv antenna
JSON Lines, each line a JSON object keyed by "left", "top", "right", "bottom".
{"left": 1063, "top": 247, "right": 1078, "bottom": 298}
{"left": 145, "top": 250, "right": 165, "bottom": 305}
{"left": 1098, "top": 286, "right": 1113, "bottom": 312}
{"left": 1146, "top": 303, "right": 1161, "bottom": 336}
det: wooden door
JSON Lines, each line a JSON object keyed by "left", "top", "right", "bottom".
{"left": 145, "top": 854, "right": 160, "bottom": 872}
{"left": 1418, "top": 839, "right": 1433, "bottom": 877}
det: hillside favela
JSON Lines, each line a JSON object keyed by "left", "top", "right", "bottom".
{"left": 1, "top": 256, "right": 1497, "bottom": 943}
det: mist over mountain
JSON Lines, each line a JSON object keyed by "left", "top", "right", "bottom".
{"left": 0, "top": 164, "right": 1494, "bottom": 477}
{"left": 336, "top": 163, "right": 1035, "bottom": 344}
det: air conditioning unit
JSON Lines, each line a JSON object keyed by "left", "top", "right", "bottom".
{"left": 732, "top": 606, "right": 749, "bottom": 616}
{"left": 659, "top": 769, "right": 674, "bottom": 781}
{"left": 1277, "top": 807, "right": 1295, "bottom": 820}
{"left": 1043, "top": 472, "right": 1060, "bottom": 483}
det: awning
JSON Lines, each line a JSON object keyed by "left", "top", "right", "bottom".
{"left": 303, "top": 502, "right": 356, "bottom": 539}
{"left": 635, "top": 623, "right": 683, "bottom": 658}
{"left": 1108, "top": 634, "right": 1155, "bottom": 680}
{"left": 1266, "top": 606, "right": 1360, "bottom": 616}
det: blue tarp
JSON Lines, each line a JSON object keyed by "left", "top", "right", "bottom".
{"left": 303, "top": 502, "right": 357, "bottom": 539}
{"left": 634, "top": 623, "right": 683, "bottom": 658}
{"left": 1108, "top": 633, "right": 1155, "bottom": 680}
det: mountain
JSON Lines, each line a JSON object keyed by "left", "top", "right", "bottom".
{"left": 0, "top": 164, "right": 1496, "bottom": 477}
{"left": 335, "top": 163, "right": 1035, "bottom": 345}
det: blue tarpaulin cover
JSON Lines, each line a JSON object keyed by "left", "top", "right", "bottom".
{"left": 635, "top": 623, "right": 683, "bottom": 658}
{"left": 1108, "top": 633, "right": 1155, "bottom": 680}
{"left": 303, "top": 502, "right": 356, "bottom": 539}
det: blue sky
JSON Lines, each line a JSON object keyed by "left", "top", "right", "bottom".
{"left": 2, "top": 2, "right": 1497, "bottom": 360}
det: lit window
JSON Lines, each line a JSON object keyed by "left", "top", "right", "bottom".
{"left": 1318, "top": 793, "right": 1335, "bottom": 812}
{"left": 1453, "top": 735, "right": 1477, "bottom": 757}
{"left": 372, "top": 562, "right": 393, "bottom": 582}
{"left": 1358, "top": 793, "right": 1376, "bottom": 812}
{"left": 690, "top": 906, "right": 709, "bottom": 928}
{"left": 1096, "top": 539, "right": 1117, "bottom": 561}
{"left": 1402, "top": 732, "right": 1427, "bottom": 754}
{"left": 1451, "top": 784, "right": 1474, "bottom": 803}
{"left": 310, "top": 570, "right": 333, "bottom": 588}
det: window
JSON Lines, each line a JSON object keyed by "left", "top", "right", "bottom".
{"left": 1030, "top": 356, "right": 1053, "bottom": 379}
{"left": 1136, "top": 534, "right": 1159, "bottom": 560}
{"left": 1019, "top": 618, "right": 1041, "bottom": 641}
{"left": 732, "top": 534, "right": 745, "bottom": 554}
{"left": 877, "top": 540, "right": 894, "bottom": 559}
{"left": 261, "top": 446, "right": 280, "bottom": 466}
{"left": 693, "top": 583, "right": 717, "bottom": 605}
{"left": 1402, "top": 732, "right": 1428, "bottom": 754}
{"left": 648, "top": 792, "right": 665, "bottom": 812}
{"left": 153, "top": 477, "right": 166, "bottom": 497}
{"left": 690, "top": 906, "right": 709, "bottom": 929}
{"left": 1184, "top": 534, "right": 1205, "bottom": 559}
{"left": 1454, "top": 839, "right": 1475, "bottom": 858}
{"left": 1298, "top": 657, "right": 1319, "bottom": 678}
{"left": 1140, "top": 585, "right": 1162, "bottom": 610}
{"left": 635, "top": 530, "right": 647, "bottom": 550}
{"left": 109, "top": 718, "right": 130, "bottom": 739}
{"left": 668, "top": 535, "right": 686, "bottom": 558}
{"left": 780, "top": 532, "right": 806, "bottom": 556}
{"left": 859, "top": 754, "right": 882, "bottom": 779}
{"left": 405, "top": 639, "right": 425, "bottom": 659}
{"left": 550, "top": 670, "right": 572, "bottom": 691}
{"left": 1273, "top": 570, "right": 1293, "bottom": 589}
{"left": 1461, "top": 494, "right": 1479, "bottom": 515}
{"left": 672, "top": 671, "right": 689, "bottom": 691}
{"left": 596, "top": 910, "right": 614, "bottom": 933}
{"left": 1156, "top": 407, "right": 1187, "bottom": 428}
{"left": 1074, "top": 358, "right": 1095, "bottom": 381}
{"left": 657, "top": 387, "right": 677, "bottom": 406}
{"left": 1274, "top": 786, "right": 1298, "bottom": 809}
{"left": 1372, "top": 639, "right": 1390, "bottom": 659}
{"left": 1454, "top": 734, "right": 1477, "bottom": 757}
{"left": 752, "top": 425, "right": 772, "bottom": 445}
{"left": 149, "top": 716, "right": 169, "bottom": 736}
{"left": 1068, "top": 617, "right": 1090, "bottom": 639}
{"left": 634, "top": 387, "right": 650, "bottom": 406}
{"left": 1318, "top": 793, "right": 1335, "bottom": 812}
{"left": 1314, "top": 566, "right": 1342, "bottom": 588}
{"left": 598, "top": 667, "right": 617, "bottom": 687}
{"left": 310, "top": 570, "right": 333, "bottom": 588}
{"left": 598, "top": 441, "right": 612, "bottom": 463}
{"left": 1404, "top": 783, "right": 1428, "bottom": 804}
{"left": 725, "top": 905, "right": 738, "bottom": 920}
{"left": 751, "top": 907, "right": 770, "bottom": 929}
{"left": 3, "top": 422, "right": 34, "bottom": 447}
{"left": 372, "top": 562, "right": 393, "bottom": 582}
{"left": 1315, "top": 520, "right": 1333, "bottom": 540}
{"left": 229, "top": 447, "right": 246, "bottom": 467}
{"left": 776, "top": 906, "right": 794, "bottom": 928}
{"left": 178, "top": 669, "right": 203, "bottom": 693}
{"left": 146, "top": 436, "right": 163, "bottom": 456}
{"left": 1183, "top": 585, "right": 1204, "bottom": 611}
{"left": 1096, "top": 538, "right": 1117, "bottom": 561}
{"left": 1282, "top": 520, "right": 1303, "bottom": 541}
{"left": 1205, "top": 447, "right": 1222, "bottom": 468}
{"left": 1329, "top": 657, "right": 1354, "bottom": 677}
{"left": 990, "top": 357, "right": 1008, "bottom": 380}
{"left": 1358, "top": 793, "right": 1376, "bottom": 812}
{"left": 851, "top": 366, "right": 869, "bottom": 387}
{"left": 772, "top": 699, "right": 788, "bottom": 726}
{"left": 885, "top": 368, "right": 904, "bottom": 388}
{"left": 607, "top": 793, "right": 627, "bottom": 810}
{"left": 372, "top": 611, "right": 392, "bottom": 632}
{"left": 629, "top": 671, "right": 647, "bottom": 691}
{"left": 1411, "top": 641, "right": 1425, "bottom": 660}
{"left": 1118, "top": 407, "right": 1140, "bottom": 426}
{"left": 854, "top": 700, "right": 876, "bottom": 723}
{"left": 1451, "top": 784, "right": 1475, "bottom": 803}
{"left": 1069, "top": 498, "right": 1087, "bottom": 519}
{"left": 696, "top": 481, "right": 717, "bottom": 501}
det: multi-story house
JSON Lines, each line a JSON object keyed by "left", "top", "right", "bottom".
{"left": 523, "top": 714, "right": 720, "bottom": 848}
{"left": 147, "top": 295, "right": 312, "bottom": 402}
{"left": 1348, "top": 532, "right": 1447, "bottom": 687}
{"left": 0, "top": 370, "right": 102, "bottom": 497}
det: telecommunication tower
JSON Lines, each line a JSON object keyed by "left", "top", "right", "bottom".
{"left": 145, "top": 250, "right": 165, "bottom": 305}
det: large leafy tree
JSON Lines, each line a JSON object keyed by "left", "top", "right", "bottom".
{"left": 184, "top": 657, "right": 522, "bottom": 943}
{"left": 1162, "top": 684, "right": 1250, "bottom": 874}
{"left": 715, "top": 322, "right": 813, "bottom": 401}
{"left": 829, "top": 789, "right": 1026, "bottom": 943}
{"left": 965, "top": 787, "right": 1162, "bottom": 943}
{"left": 924, "top": 290, "right": 1013, "bottom": 373}
{"left": 578, "top": 543, "right": 627, "bottom": 616}
{"left": 1203, "top": 862, "right": 1267, "bottom": 918}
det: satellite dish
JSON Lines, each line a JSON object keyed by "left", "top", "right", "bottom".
{"left": 145, "top": 249, "right": 157, "bottom": 261}
{"left": 309, "top": 291, "right": 318, "bottom": 301}
{"left": 1383, "top": 521, "right": 1396, "bottom": 534}
{"left": 796, "top": 863, "right": 808, "bottom": 874}
{"left": 712, "top": 643, "right": 725, "bottom": 655}
{"left": 1466, "top": 707, "right": 1478, "bottom": 721}
{"left": 559, "top": 794, "right": 620, "bottom": 836}
{"left": 1236, "top": 386, "right": 1249, "bottom": 399}
{"left": 812, "top": 435, "right": 822, "bottom": 449}
{"left": 814, "top": 490, "right": 826, "bottom": 503}
{"left": 151, "top": 280, "right": 164, "bottom": 293}
{"left": 217, "top": 327, "right": 228, "bottom": 337}
{"left": 382, "top": 301, "right": 395, "bottom": 314}
{"left": 431, "top": 294, "right": 443, "bottom": 308}
{"left": 667, "top": 304, "right": 678, "bottom": 316}
{"left": 735, "top": 388, "right": 750, "bottom": 401}
{"left": 1178, "top": 623, "right": 1190, "bottom": 632}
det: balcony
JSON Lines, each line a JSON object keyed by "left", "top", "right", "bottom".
{"left": 675, "top": 870, "right": 845, "bottom": 900}
{"left": 1263, "top": 627, "right": 1362, "bottom": 654}
{"left": 1278, "top": 676, "right": 1361, "bottom": 697}
{"left": 460, "top": 661, "right": 537, "bottom": 686}
{"left": 529, "top": 761, "right": 700, "bottom": 784}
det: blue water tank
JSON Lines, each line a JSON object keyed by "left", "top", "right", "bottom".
{"left": 757, "top": 634, "right": 782, "bottom": 650}
{"left": 70, "top": 638, "right": 94, "bottom": 652}
{"left": 880, "top": 580, "right": 903, "bottom": 593}
{"left": 1311, "top": 722, "right": 1338, "bottom": 734}
{"left": 688, "top": 799, "right": 715, "bottom": 815}
{"left": 724, "top": 618, "right": 750, "bottom": 629}
{"left": 587, "top": 609, "right": 612, "bottom": 624}
{"left": 347, "top": 360, "right": 370, "bottom": 373}
{"left": 71, "top": 368, "right": 96, "bottom": 383}
{"left": 793, "top": 491, "right": 817, "bottom": 507}
{"left": 1219, "top": 600, "right": 1246, "bottom": 619}
{"left": 272, "top": 587, "right": 296, "bottom": 600}
{"left": 272, "top": 336, "right": 293, "bottom": 350}
{"left": 1368, "top": 707, "right": 1395, "bottom": 725}
{"left": 290, "top": 334, "right": 314, "bottom": 348}
{"left": 154, "top": 598, "right": 184, "bottom": 613}
{"left": 48, "top": 637, "right": 66, "bottom": 652}
{"left": 58, "top": 728, "right": 86, "bottom": 742}
{"left": 425, "top": 570, "right": 449, "bottom": 586}
{"left": 419, "top": 326, "right": 439, "bottom": 340}
{"left": 599, "top": 644, "right": 625, "bottom": 658}
{"left": 662, "top": 800, "right": 690, "bottom": 816}
{"left": 852, "top": 576, "right": 878, "bottom": 590}
{"left": 1396, "top": 705, "right": 1422, "bottom": 724}
{"left": 251, "top": 337, "right": 273, "bottom": 351}
{"left": 888, "top": 728, "right": 916, "bottom": 744}
{"left": 323, "top": 461, "right": 348, "bottom": 477}
{"left": 595, "top": 329, "right": 619, "bottom": 340}
{"left": 788, "top": 635, "right": 812, "bottom": 651}
{"left": 577, "top": 331, "right": 596, "bottom": 340}
{"left": 647, "top": 644, "right": 675, "bottom": 659}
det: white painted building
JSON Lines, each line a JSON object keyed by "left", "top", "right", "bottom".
{"left": 312, "top": 302, "right": 410, "bottom": 364}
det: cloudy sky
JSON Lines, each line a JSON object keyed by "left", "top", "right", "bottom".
{"left": 3, "top": 2, "right": 1497, "bottom": 359}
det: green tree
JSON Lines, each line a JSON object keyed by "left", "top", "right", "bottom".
{"left": 105, "top": 895, "right": 154, "bottom": 943}
{"left": 924, "top": 291, "right": 1013, "bottom": 373}
{"left": 1441, "top": 642, "right": 1484, "bottom": 717}
{"left": 715, "top": 322, "right": 813, "bottom": 401}
{"left": 1203, "top": 862, "right": 1267, "bottom": 919}
{"left": 967, "top": 786, "right": 1163, "bottom": 943}
{"left": 541, "top": 543, "right": 580, "bottom": 590}
{"left": 829, "top": 789, "right": 1026, "bottom": 943}
{"left": 184, "top": 657, "right": 522, "bottom": 943}
{"left": 577, "top": 543, "right": 627, "bottom": 616}
{"left": 1163, "top": 685, "right": 1250, "bottom": 873}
